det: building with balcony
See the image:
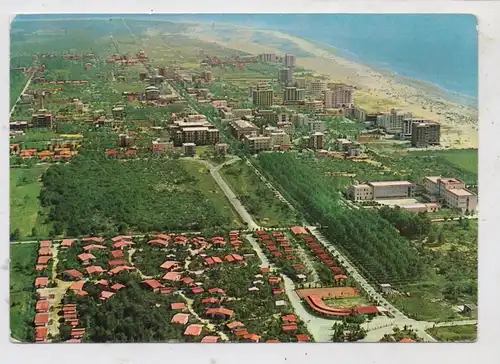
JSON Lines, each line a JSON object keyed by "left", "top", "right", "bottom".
{"left": 308, "top": 132, "right": 325, "bottom": 150}
{"left": 423, "top": 176, "right": 477, "bottom": 212}
{"left": 283, "top": 87, "right": 305, "bottom": 105}
{"left": 324, "top": 84, "right": 354, "bottom": 109}
{"left": 243, "top": 135, "right": 272, "bottom": 153}
{"left": 31, "top": 112, "right": 53, "bottom": 128}
{"left": 411, "top": 121, "right": 441, "bottom": 147}
{"left": 252, "top": 89, "right": 273, "bottom": 107}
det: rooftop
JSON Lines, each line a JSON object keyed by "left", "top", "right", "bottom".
{"left": 368, "top": 181, "right": 413, "bottom": 187}
{"left": 447, "top": 188, "right": 475, "bottom": 197}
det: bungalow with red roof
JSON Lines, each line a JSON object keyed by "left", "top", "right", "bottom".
{"left": 36, "top": 265, "right": 47, "bottom": 271}
{"left": 142, "top": 279, "right": 164, "bottom": 293}
{"left": 70, "top": 281, "right": 85, "bottom": 292}
{"left": 85, "top": 265, "right": 106, "bottom": 276}
{"left": 282, "top": 323, "right": 298, "bottom": 332}
{"left": 204, "top": 257, "right": 223, "bottom": 266}
{"left": 160, "top": 261, "right": 180, "bottom": 271}
{"left": 260, "top": 267, "right": 271, "bottom": 274}
{"left": 201, "top": 336, "right": 219, "bottom": 343}
{"left": 335, "top": 274, "right": 348, "bottom": 281}
{"left": 208, "top": 288, "right": 226, "bottom": 295}
{"left": 171, "top": 313, "right": 190, "bottom": 325}
{"left": 77, "top": 291, "right": 88, "bottom": 297}
{"left": 110, "top": 250, "right": 124, "bottom": 259}
{"left": 171, "top": 302, "right": 186, "bottom": 311}
{"left": 282, "top": 314, "right": 297, "bottom": 323}
{"left": 77, "top": 253, "right": 96, "bottom": 264}
{"left": 296, "top": 334, "right": 311, "bottom": 342}
{"left": 38, "top": 248, "right": 52, "bottom": 256}
{"left": 36, "top": 300, "right": 50, "bottom": 313}
{"left": 272, "top": 288, "right": 285, "bottom": 295}
{"left": 99, "top": 291, "right": 115, "bottom": 301}
{"left": 96, "top": 279, "right": 109, "bottom": 287}
{"left": 399, "top": 337, "right": 416, "bottom": 343}
{"left": 353, "top": 306, "right": 379, "bottom": 316}
{"left": 113, "top": 241, "right": 135, "bottom": 250}
{"left": 184, "top": 324, "right": 203, "bottom": 337}
{"left": 290, "top": 226, "right": 308, "bottom": 236}
{"left": 201, "top": 297, "right": 219, "bottom": 305}
{"left": 226, "top": 321, "right": 244, "bottom": 330}
{"left": 35, "top": 326, "right": 48, "bottom": 342}
{"left": 163, "top": 271, "right": 182, "bottom": 282}
{"left": 34, "top": 313, "right": 49, "bottom": 326}
{"left": 224, "top": 254, "right": 244, "bottom": 263}
{"left": 108, "top": 266, "right": 135, "bottom": 276}
{"left": 37, "top": 256, "right": 51, "bottom": 265}
{"left": 62, "top": 269, "right": 84, "bottom": 280}
{"left": 160, "top": 287, "right": 174, "bottom": 294}
{"left": 71, "top": 328, "right": 86, "bottom": 339}
{"left": 110, "top": 283, "right": 126, "bottom": 292}
{"left": 233, "top": 328, "right": 249, "bottom": 337}
{"left": 82, "top": 237, "right": 104, "bottom": 244}
{"left": 268, "top": 276, "right": 281, "bottom": 285}
{"left": 271, "top": 251, "right": 282, "bottom": 257}
{"left": 108, "top": 259, "right": 128, "bottom": 267}
{"left": 34, "top": 277, "right": 49, "bottom": 288}
{"left": 111, "top": 235, "right": 132, "bottom": 242}
{"left": 266, "top": 339, "right": 281, "bottom": 343}
{"left": 205, "top": 307, "right": 233, "bottom": 319}
{"left": 61, "top": 239, "right": 75, "bottom": 248}
{"left": 83, "top": 244, "right": 106, "bottom": 252}
{"left": 155, "top": 233, "right": 171, "bottom": 241}
{"left": 191, "top": 287, "right": 204, "bottom": 295}
{"left": 181, "top": 277, "right": 195, "bottom": 285}
{"left": 39, "top": 240, "right": 51, "bottom": 248}
{"left": 243, "top": 333, "right": 260, "bottom": 343}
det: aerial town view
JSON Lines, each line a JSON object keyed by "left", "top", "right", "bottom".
{"left": 9, "top": 14, "right": 478, "bottom": 344}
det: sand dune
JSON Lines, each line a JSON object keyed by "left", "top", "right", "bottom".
{"left": 181, "top": 23, "right": 478, "bottom": 149}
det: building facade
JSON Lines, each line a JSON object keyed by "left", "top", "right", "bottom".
{"left": 244, "top": 135, "right": 272, "bottom": 153}
{"left": 411, "top": 121, "right": 441, "bottom": 147}
{"left": 230, "top": 119, "right": 260, "bottom": 139}
{"left": 324, "top": 84, "right": 354, "bottom": 109}
{"left": 283, "top": 53, "right": 296, "bottom": 68}
{"left": 376, "top": 109, "right": 412, "bottom": 134}
{"left": 348, "top": 181, "right": 415, "bottom": 201}
{"left": 252, "top": 89, "right": 273, "bottom": 107}
{"left": 423, "top": 176, "right": 477, "bottom": 212}
{"left": 278, "top": 68, "right": 293, "bottom": 85}
{"left": 308, "top": 132, "right": 325, "bottom": 150}
{"left": 259, "top": 53, "right": 278, "bottom": 62}
{"left": 283, "top": 87, "right": 305, "bottom": 104}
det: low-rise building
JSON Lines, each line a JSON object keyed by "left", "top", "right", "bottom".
{"left": 145, "top": 86, "right": 160, "bottom": 100}
{"left": 31, "top": 112, "right": 53, "bottom": 128}
{"left": 215, "top": 143, "right": 229, "bottom": 155}
{"left": 308, "top": 132, "right": 324, "bottom": 150}
{"left": 112, "top": 107, "right": 125, "bottom": 119}
{"left": 348, "top": 181, "right": 415, "bottom": 201}
{"left": 243, "top": 135, "right": 272, "bottom": 153}
{"left": 182, "top": 143, "right": 196, "bottom": 157}
{"left": 230, "top": 119, "right": 260, "bottom": 139}
{"left": 424, "top": 176, "right": 477, "bottom": 212}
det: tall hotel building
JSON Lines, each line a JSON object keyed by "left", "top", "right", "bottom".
{"left": 283, "top": 87, "right": 306, "bottom": 105}
{"left": 252, "top": 89, "right": 274, "bottom": 107}
{"left": 283, "top": 53, "right": 296, "bottom": 68}
{"left": 324, "top": 83, "right": 354, "bottom": 109}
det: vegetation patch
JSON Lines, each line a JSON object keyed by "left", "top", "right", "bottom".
{"left": 426, "top": 324, "right": 477, "bottom": 342}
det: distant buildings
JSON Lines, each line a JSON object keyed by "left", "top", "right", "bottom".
{"left": 252, "top": 89, "right": 274, "bottom": 107}
{"left": 182, "top": 143, "right": 196, "bottom": 157}
{"left": 423, "top": 177, "right": 477, "bottom": 212}
{"left": 283, "top": 87, "right": 305, "bottom": 105}
{"left": 278, "top": 68, "right": 293, "bottom": 85}
{"left": 348, "top": 181, "right": 415, "bottom": 201}
{"left": 283, "top": 53, "right": 296, "bottom": 68}
{"left": 145, "top": 86, "right": 160, "bottom": 100}
{"left": 258, "top": 53, "right": 278, "bottom": 62}
{"left": 230, "top": 119, "right": 260, "bottom": 139}
{"left": 308, "top": 132, "right": 325, "bottom": 150}
{"left": 31, "top": 112, "right": 53, "bottom": 128}
{"left": 402, "top": 117, "right": 427, "bottom": 139}
{"left": 170, "top": 115, "right": 220, "bottom": 146}
{"left": 215, "top": 143, "right": 229, "bottom": 155}
{"left": 152, "top": 138, "right": 174, "bottom": 155}
{"left": 324, "top": 84, "right": 354, "bottom": 109}
{"left": 308, "top": 80, "right": 327, "bottom": 96}
{"left": 243, "top": 135, "right": 272, "bottom": 153}
{"left": 353, "top": 106, "right": 367, "bottom": 123}
{"left": 411, "top": 121, "right": 441, "bottom": 147}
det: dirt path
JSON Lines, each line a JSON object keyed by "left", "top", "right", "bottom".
{"left": 177, "top": 292, "right": 229, "bottom": 341}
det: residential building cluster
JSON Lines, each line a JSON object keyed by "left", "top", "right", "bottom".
{"left": 423, "top": 176, "right": 477, "bottom": 213}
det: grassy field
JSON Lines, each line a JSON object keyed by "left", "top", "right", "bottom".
{"left": 323, "top": 295, "right": 372, "bottom": 309}
{"left": 10, "top": 166, "right": 51, "bottom": 239}
{"left": 432, "top": 149, "right": 478, "bottom": 175}
{"left": 220, "top": 160, "right": 299, "bottom": 227}
{"left": 10, "top": 243, "right": 38, "bottom": 342}
{"left": 181, "top": 159, "right": 243, "bottom": 229}
{"left": 426, "top": 325, "right": 477, "bottom": 342}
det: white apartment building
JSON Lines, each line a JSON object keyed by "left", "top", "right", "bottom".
{"left": 348, "top": 181, "right": 415, "bottom": 201}
{"left": 424, "top": 176, "right": 477, "bottom": 212}
{"left": 376, "top": 109, "right": 412, "bottom": 134}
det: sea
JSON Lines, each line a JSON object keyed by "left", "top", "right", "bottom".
{"left": 14, "top": 14, "right": 478, "bottom": 101}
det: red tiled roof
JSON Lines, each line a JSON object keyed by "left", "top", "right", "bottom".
{"left": 233, "top": 328, "right": 249, "bottom": 337}
{"left": 171, "top": 302, "right": 186, "bottom": 311}
{"left": 110, "top": 250, "right": 124, "bottom": 259}
{"left": 36, "top": 265, "right": 47, "bottom": 271}
{"left": 36, "top": 300, "right": 50, "bottom": 312}
{"left": 213, "top": 257, "right": 223, "bottom": 264}
{"left": 191, "top": 287, "right": 204, "bottom": 294}
{"left": 110, "top": 283, "right": 126, "bottom": 291}
{"left": 83, "top": 244, "right": 106, "bottom": 252}
{"left": 113, "top": 241, "right": 135, "bottom": 249}
{"left": 353, "top": 306, "right": 379, "bottom": 315}
{"left": 266, "top": 339, "right": 281, "bottom": 343}
{"left": 272, "top": 288, "right": 284, "bottom": 295}
{"left": 155, "top": 233, "right": 171, "bottom": 241}
{"left": 108, "top": 266, "right": 135, "bottom": 275}
{"left": 182, "top": 277, "right": 194, "bottom": 285}
{"left": 82, "top": 237, "right": 104, "bottom": 243}
{"left": 35, "top": 277, "right": 49, "bottom": 287}
{"left": 184, "top": 324, "right": 203, "bottom": 336}
{"left": 160, "top": 261, "right": 179, "bottom": 270}
{"left": 38, "top": 248, "right": 52, "bottom": 256}
{"left": 61, "top": 239, "right": 75, "bottom": 247}
{"left": 290, "top": 226, "right": 308, "bottom": 235}
{"left": 111, "top": 235, "right": 132, "bottom": 242}
{"left": 160, "top": 287, "right": 174, "bottom": 294}
{"left": 65, "top": 339, "right": 81, "bottom": 343}
{"left": 282, "top": 314, "right": 297, "bottom": 323}
{"left": 171, "top": 313, "right": 190, "bottom": 325}
{"left": 39, "top": 240, "right": 51, "bottom": 248}
{"left": 201, "top": 336, "right": 219, "bottom": 343}
{"left": 226, "top": 321, "right": 244, "bottom": 330}
{"left": 201, "top": 297, "right": 219, "bottom": 305}
{"left": 296, "top": 334, "right": 311, "bottom": 342}
{"left": 205, "top": 307, "right": 233, "bottom": 317}
{"left": 142, "top": 279, "right": 164, "bottom": 290}
{"left": 399, "top": 337, "right": 416, "bottom": 343}
{"left": 225, "top": 255, "right": 235, "bottom": 263}
{"left": 85, "top": 265, "right": 106, "bottom": 275}
{"left": 70, "top": 281, "right": 85, "bottom": 291}
{"left": 148, "top": 239, "right": 169, "bottom": 247}
{"left": 96, "top": 279, "right": 109, "bottom": 287}
{"left": 260, "top": 267, "right": 270, "bottom": 273}
{"left": 71, "top": 328, "right": 86, "bottom": 338}
{"left": 37, "top": 256, "right": 51, "bottom": 265}
{"left": 63, "top": 304, "right": 77, "bottom": 312}
{"left": 34, "top": 313, "right": 49, "bottom": 325}
{"left": 282, "top": 323, "right": 298, "bottom": 332}
{"left": 76, "top": 291, "right": 88, "bottom": 296}
{"left": 77, "top": 253, "right": 96, "bottom": 262}
{"left": 35, "top": 326, "right": 48, "bottom": 341}
{"left": 243, "top": 333, "right": 260, "bottom": 342}
{"left": 100, "top": 291, "right": 115, "bottom": 300}
{"left": 163, "top": 271, "right": 182, "bottom": 281}
{"left": 108, "top": 259, "right": 128, "bottom": 267}
{"left": 63, "top": 269, "right": 83, "bottom": 279}
{"left": 335, "top": 274, "right": 348, "bottom": 280}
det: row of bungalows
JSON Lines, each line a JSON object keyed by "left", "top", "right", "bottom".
{"left": 229, "top": 231, "right": 243, "bottom": 249}
{"left": 254, "top": 230, "right": 306, "bottom": 279}
{"left": 37, "top": 240, "right": 52, "bottom": 271}
{"left": 34, "top": 295, "right": 50, "bottom": 342}
{"left": 95, "top": 279, "right": 128, "bottom": 301}
{"left": 226, "top": 321, "right": 261, "bottom": 343}
{"left": 34, "top": 79, "right": 90, "bottom": 85}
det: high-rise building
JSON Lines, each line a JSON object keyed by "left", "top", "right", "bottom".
{"left": 309, "top": 80, "right": 327, "bottom": 95}
{"left": 243, "top": 135, "right": 272, "bottom": 153}
{"left": 252, "top": 89, "right": 274, "bottom": 107}
{"left": 294, "top": 77, "right": 307, "bottom": 88}
{"left": 376, "top": 109, "right": 412, "bottom": 134}
{"left": 411, "top": 121, "right": 441, "bottom": 147}
{"left": 402, "top": 117, "right": 426, "bottom": 139}
{"left": 283, "top": 87, "right": 305, "bottom": 104}
{"left": 283, "top": 53, "right": 296, "bottom": 68}
{"left": 278, "top": 68, "right": 293, "bottom": 85}
{"left": 308, "top": 132, "right": 324, "bottom": 150}
{"left": 324, "top": 84, "right": 354, "bottom": 109}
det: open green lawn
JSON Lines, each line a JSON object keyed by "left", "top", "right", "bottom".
{"left": 220, "top": 160, "right": 300, "bottom": 227}
{"left": 10, "top": 166, "right": 51, "bottom": 240}
{"left": 10, "top": 243, "right": 37, "bottom": 342}
{"left": 426, "top": 324, "right": 477, "bottom": 342}
{"left": 436, "top": 149, "right": 478, "bottom": 175}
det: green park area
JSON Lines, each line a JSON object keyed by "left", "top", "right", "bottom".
{"left": 10, "top": 243, "right": 38, "bottom": 342}
{"left": 426, "top": 324, "right": 477, "bottom": 342}
{"left": 220, "top": 159, "right": 300, "bottom": 227}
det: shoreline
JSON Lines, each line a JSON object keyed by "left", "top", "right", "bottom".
{"left": 179, "top": 22, "right": 478, "bottom": 149}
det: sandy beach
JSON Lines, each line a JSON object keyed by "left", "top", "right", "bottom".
{"left": 180, "top": 23, "right": 478, "bottom": 149}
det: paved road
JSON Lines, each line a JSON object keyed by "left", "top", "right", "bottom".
{"left": 196, "top": 157, "right": 260, "bottom": 230}
{"left": 10, "top": 71, "right": 34, "bottom": 117}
